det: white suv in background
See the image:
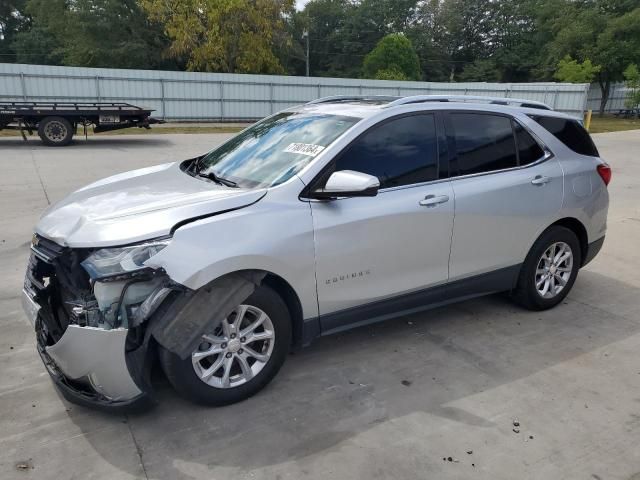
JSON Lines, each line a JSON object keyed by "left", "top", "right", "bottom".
{"left": 22, "top": 95, "right": 610, "bottom": 410}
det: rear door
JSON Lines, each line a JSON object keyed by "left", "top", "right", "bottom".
{"left": 309, "top": 113, "right": 455, "bottom": 326}
{"left": 446, "top": 111, "right": 564, "bottom": 281}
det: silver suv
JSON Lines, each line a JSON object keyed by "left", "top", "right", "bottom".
{"left": 22, "top": 95, "right": 610, "bottom": 410}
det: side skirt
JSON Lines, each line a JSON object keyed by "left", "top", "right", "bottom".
{"left": 316, "top": 264, "right": 521, "bottom": 337}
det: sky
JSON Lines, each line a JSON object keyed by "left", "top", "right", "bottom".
{"left": 296, "top": 0, "right": 310, "bottom": 10}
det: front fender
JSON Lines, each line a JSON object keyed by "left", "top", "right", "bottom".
{"left": 147, "top": 189, "right": 318, "bottom": 320}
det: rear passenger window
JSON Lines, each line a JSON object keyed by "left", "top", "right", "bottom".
{"left": 333, "top": 114, "right": 438, "bottom": 189}
{"left": 513, "top": 121, "right": 545, "bottom": 165}
{"left": 529, "top": 115, "right": 599, "bottom": 157}
{"left": 450, "top": 113, "right": 517, "bottom": 175}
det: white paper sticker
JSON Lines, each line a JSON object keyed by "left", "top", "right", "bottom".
{"left": 284, "top": 143, "right": 326, "bottom": 157}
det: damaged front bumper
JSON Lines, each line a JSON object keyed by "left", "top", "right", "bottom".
{"left": 22, "top": 236, "right": 175, "bottom": 411}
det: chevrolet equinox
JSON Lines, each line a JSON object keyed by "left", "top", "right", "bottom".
{"left": 22, "top": 95, "right": 610, "bottom": 409}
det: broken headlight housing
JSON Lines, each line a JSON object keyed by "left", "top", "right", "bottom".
{"left": 81, "top": 239, "right": 171, "bottom": 280}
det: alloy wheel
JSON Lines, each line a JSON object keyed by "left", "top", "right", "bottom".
{"left": 535, "top": 241, "right": 574, "bottom": 299}
{"left": 191, "top": 305, "right": 275, "bottom": 389}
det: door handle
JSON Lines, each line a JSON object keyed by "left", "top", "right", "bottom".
{"left": 531, "top": 175, "right": 551, "bottom": 186}
{"left": 419, "top": 194, "right": 449, "bottom": 207}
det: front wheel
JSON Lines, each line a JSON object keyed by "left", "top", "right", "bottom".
{"left": 512, "top": 226, "right": 582, "bottom": 311}
{"left": 159, "top": 285, "right": 291, "bottom": 406}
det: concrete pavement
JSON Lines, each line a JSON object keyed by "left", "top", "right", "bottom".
{"left": 0, "top": 131, "right": 639, "bottom": 479}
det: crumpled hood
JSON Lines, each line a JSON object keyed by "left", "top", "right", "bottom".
{"left": 36, "top": 161, "right": 266, "bottom": 248}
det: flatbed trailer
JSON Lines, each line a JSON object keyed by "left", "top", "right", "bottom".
{"left": 0, "top": 101, "right": 163, "bottom": 146}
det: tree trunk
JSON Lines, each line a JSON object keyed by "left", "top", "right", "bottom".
{"left": 598, "top": 78, "right": 611, "bottom": 116}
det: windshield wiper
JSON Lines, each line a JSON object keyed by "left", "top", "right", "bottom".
{"left": 198, "top": 170, "right": 238, "bottom": 188}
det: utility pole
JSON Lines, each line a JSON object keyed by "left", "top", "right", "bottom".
{"left": 302, "top": 30, "right": 310, "bottom": 77}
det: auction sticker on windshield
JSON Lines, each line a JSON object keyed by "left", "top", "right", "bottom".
{"left": 284, "top": 143, "right": 326, "bottom": 157}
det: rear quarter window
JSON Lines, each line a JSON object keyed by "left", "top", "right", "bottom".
{"left": 529, "top": 115, "right": 599, "bottom": 157}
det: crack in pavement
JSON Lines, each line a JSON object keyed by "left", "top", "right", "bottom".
{"left": 125, "top": 415, "right": 150, "bottom": 480}
{"left": 30, "top": 150, "right": 50, "bottom": 205}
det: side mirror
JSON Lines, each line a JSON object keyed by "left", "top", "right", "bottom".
{"left": 312, "top": 170, "right": 380, "bottom": 199}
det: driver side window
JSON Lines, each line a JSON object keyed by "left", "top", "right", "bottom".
{"left": 333, "top": 114, "right": 438, "bottom": 189}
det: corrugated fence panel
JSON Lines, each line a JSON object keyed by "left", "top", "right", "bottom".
{"left": 0, "top": 63, "right": 589, "bottom": 121}
{"left": 587, "top": 83, "right": 630, "bottom": 113}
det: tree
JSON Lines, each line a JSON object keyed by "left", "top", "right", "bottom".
{"left": 554, "top": 56, "right": 601, "bottom": 83}
{"left": 459, "top": 59, "right": 500, "bottom": 82}
{"left": 13, "top": 0, "right": 175, "bottom": 69}
{"left": 545, "top": 4, "right": 640, "bottom": 114}
{"left": 623, "top": 64, "right": 640, "bottom": 109}
{"left": 405, "top": 0, "right": 456, "bottom": 81}
{"left": 0, "top": 1, "right": 29, "bottom": 63}
{"left": 139, "top": 0, "right": 295, "bottom": 74}
{"left": 302, "top": 0, "right": 357, "bottom": 77}
{"left": 301, "top": 0, "right": 418, "bottom": 78}
{"left": 12, "top": 0, "right": 65, "bottom": 65}
{"left": 594, "top": 7, "right": 640, "bottom": 113}
{"left": 363, "top": 33, "right": 420, "bottom": 80}
{"left": 375, "top": 67, "right": 409, "bottom": 81}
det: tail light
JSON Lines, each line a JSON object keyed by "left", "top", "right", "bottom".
{"left": 597, "top": 164, "right": 611, "bottom": 186}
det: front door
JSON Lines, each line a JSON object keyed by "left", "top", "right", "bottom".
{"left": 309, "top": 113, "right": 455, "bottom": 332}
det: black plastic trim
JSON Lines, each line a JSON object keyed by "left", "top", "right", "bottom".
{"left": 582, "top": 236, "right": 605, "bottom": 267}
{"left": 309, "top": 184, "right": 379, "bottom": 200}
{"left": 315, "top": 264, "right": 521, "bottom": 336}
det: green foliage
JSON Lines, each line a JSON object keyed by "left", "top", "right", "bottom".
{"left": 459, "top": 59, "right": 501, "bottom": 82}
{"left": 0, "top": 0, "right": 30, "bottom": 63}
{"left": 374, "top": 67, "right": 409, "bottom": 81}
{"left": 363, "top": 34, "right": 421, "bottom": 81}
{"left": 2, "top": 0, "right": 640, "bottom": 115}
{"left": 139, "top": 0, "right": 295, "bottom": 74}
{"left": 544, "top": 4, "right": 640, "bottom": 112}
{"left": 554, "top": 56, "right": 601, "bottom": 83}
{"left": 623, "top": 64, "right": 640, "bottom": 108}
{"left": 12, "top": 0, "right": 174, "bottom": 69}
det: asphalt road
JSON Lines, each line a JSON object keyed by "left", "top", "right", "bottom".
{"left": 1, "top": 131, "right": 639, "bottom": 480}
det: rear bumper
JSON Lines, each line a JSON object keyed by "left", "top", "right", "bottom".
{"left": 583, "top": 236, "right": 606, "bottom": 267}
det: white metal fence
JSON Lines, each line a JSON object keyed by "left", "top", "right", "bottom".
{"left": 587, "top": 83, "right": 631, "bottom": 113}
{"left": 0, "top": 63, "right": 590, "bottom": 121}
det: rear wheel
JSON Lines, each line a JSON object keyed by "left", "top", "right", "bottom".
{"left": 159, "top": 285, "right": 291, "bottom": 406}
{"left": 512, "top": 226, "right": 582, "bottom": 311}
{"left": 38, "top": 116, "right": 74, "bottom": 146}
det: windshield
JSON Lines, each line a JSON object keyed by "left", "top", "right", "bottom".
{"left": 198, "top": 112, "right": 360, "bottom": 188}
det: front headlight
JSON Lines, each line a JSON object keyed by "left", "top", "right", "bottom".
{"left": 81, "top": 239, "right": 171, "bottom": 280}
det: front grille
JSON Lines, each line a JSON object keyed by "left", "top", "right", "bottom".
{"left": 26, "top": 236, "right": 92, "bottom": 345}
{"left": 30, "top": 234, "right": 65, "bottom": 264}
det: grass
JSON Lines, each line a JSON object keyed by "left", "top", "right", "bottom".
{"left": 0, "top": 124, "right": 246, "bottom": 138}
{"left": 587, "top": 114, "right": 640, "bottom": 134}
{"left": 2, "top": 115, "right": 638, "bottom": 138}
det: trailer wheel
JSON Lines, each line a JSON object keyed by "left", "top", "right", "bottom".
{"left": 38, "top": 116, "right": 74, "bottom": 146}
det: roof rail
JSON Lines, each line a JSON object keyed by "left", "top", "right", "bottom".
{"left": 306, "top": 95, "right": 399, "bottom": 105}
{"left": 385, "top": 95, "right": 552, "bottom": 110}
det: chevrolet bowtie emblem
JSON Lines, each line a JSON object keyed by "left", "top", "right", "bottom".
{"left": 31, "top": 234, "right": 39, "bottom": 248}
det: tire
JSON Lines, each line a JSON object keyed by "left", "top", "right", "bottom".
{"left": 512, "top": 226, "right": 582, "bottom": 311}
{"left": 38, "top": 116, "right": 74, "bottom": 146}
{"left": 159, "top": 285, "right": 291, "bottom": 406}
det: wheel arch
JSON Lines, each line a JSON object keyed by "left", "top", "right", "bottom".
{"left": 261, "top": 271, "right": 306, "bottom": 350}
{"left": 548, "top": 217, "right": 588, "bottom": 266}
{"left": 187, "top": 268, "right": 307, "bottom": 350}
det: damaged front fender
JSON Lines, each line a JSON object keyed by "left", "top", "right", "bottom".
{"left": 148, "top": 271, "right": 266, "bottom": 360}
